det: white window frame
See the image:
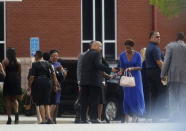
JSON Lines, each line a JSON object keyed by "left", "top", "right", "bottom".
{"left": 0, "top": 0, "right": 22, "bottom": 1}
{"left": 0, "top": 2, "right": 6, "bottom": 59}
{"left": 81, "top": 0, "right": 117, "bottom": 59}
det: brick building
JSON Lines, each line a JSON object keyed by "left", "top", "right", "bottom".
{"left": 0, "top": 0, "right": 186, "bottom": 87}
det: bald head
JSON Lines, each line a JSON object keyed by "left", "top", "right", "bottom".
{"left": 176, "top": 32, "right": 185, "bottom": 41}
{"left": 91, "top": 41, "right": 102, "bottom": 51}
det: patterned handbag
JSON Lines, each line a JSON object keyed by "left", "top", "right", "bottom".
{"left": 119, "top": 70, "right": 135, "bottom": 87}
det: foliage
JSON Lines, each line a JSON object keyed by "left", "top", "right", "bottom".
{"left": 150, "top": 0, "right": 186, "bottom": 17}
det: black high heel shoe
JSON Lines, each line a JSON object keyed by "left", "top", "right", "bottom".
{"left": 14, "top": 113, "right": 19, "bottom": 124}
{"left": 7, "top": 116, "right": 12, "bottom": 124}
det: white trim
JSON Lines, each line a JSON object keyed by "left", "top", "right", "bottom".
{"left": 115, "top": 0, "right": 117, "bottom": 59}
{"left": 80, "top": 0, "right": 83, "bottom": 53}
{"left": 4, "top": 2, "right": 6, "bottom": 58}
{"left": 93, "top": 0, "right": 95, "bottom": 40}
{"left": 82, "top": 40, "right": 92, "bottom": 43}
{"left": 102, "top": 0, "right": 105, "bottom": 58}
{"left": 104, "top": 40, "right": 116, "bottom": 43}
{"left": 0, "top": 0, "right": 22, "bottom": 1}
{"left": 0, "top": 41, "right": 5, "bottom": 44}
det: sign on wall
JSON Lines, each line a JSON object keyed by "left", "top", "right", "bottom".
{"left": 30, "top": 37, "right": 40, "bottom": 57}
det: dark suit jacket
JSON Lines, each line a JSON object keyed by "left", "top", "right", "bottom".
{"left": 80, "top": 49, "right": 111, "bottom": 87}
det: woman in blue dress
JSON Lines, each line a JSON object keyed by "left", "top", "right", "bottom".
{"left": 49, "top": 50, "right": 67, "bottom": 124}
{"left": 119, "top": 39, "right": 145, "bottom": 122}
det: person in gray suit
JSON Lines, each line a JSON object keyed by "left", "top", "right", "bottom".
{"left": 161, "top": 32, "right": 186, "bottom": 122}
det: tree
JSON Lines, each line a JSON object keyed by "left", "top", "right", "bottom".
{"left": 149, "top": 0, "right": 186, "bottom": 17}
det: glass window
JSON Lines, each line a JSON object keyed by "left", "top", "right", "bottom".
{"left": 105, "top": 43, "right": 115, "bottom": 60}
{"left": 83, "top": 0, "right": 93, "bottom": 40}
{"left": 0, "top": 2, "right": 4, "bottom": 41}
{"left": 82, "top": 0, "right": 116, "bottom": 60}
{"left": 104, "top": 0, "right": 115, "bottom": 40}
{"left": 95, "top": 0, "right": 102, "bottom": 41}
{"left": 82, "top": 43, "right": 90, "bottom": 52}
{"left": 0, "top": 44, "right": 4, "bottom": 62}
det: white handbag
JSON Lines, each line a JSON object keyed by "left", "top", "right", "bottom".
{"left": 119, "top": 70, "right": 135, "bottom": 87}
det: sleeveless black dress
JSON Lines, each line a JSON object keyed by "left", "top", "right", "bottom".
{"left": 3, "top": 63, "right": 22, "bottom": 96}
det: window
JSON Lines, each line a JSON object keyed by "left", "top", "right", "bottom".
{"left": 81, "top": 0, "right": 117, "bottom": 60}
{"left": 0, "top": 2, "right": 5, "bottom": 62}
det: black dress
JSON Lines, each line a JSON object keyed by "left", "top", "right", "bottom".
{"left": 3, "top": 62, "right": 22, "bottom": 96}
{"left": 31, "top": 61, "right": 54, "bottom": 106}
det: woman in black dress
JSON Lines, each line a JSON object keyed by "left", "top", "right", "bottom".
{"left": 2, "top": 48, "right": 22, "bottom": 124}
{"left": 28, "top": 51, "right": 59, "bottom": 124}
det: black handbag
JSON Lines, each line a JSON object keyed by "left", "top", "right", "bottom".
{"left": 0, "top": 72, "right": 5, "bottom": 82}
{"left": 55, "top": 69, "right": 65, "bottom": 83}
{"left": 23, "top": 94, "right": 36, "bottom": 116}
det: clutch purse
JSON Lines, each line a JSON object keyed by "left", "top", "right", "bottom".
{"left": 119, "top": 70, "right": 135, "bottom": 87}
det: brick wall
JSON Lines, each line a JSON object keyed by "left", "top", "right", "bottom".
{"left": 117, "top": 0, "right": 153, "bottom": 55}
{"left": 6, "top": 0, "right": 81, "bottom": 58}
{"left": 6, "top": 0, "right": 186, "bottom": 58}
{"left": 157, "top": 11, "right": 186, "bottom": 49}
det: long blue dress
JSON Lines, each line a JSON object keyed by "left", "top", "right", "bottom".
{"left": 120, "top": 51, "right": 145, "bottom": 116}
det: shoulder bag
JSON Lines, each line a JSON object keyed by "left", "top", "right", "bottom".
{"left": 119, "top": 70, "right": 135, "bottom": 87}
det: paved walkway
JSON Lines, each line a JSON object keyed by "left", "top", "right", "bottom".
{"left": 0, "top": 122, "right": 185, "bottom": 131}
{"left": 0, "top": 115, "right": 170, "bottom": 124}
{"left": 0, "top": 115, "right": 74, "bottom": 124}
{"left": 0, "top": 115, "right": 186, "bottom": 131}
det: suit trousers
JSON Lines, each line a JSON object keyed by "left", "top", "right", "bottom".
{"left": 80, "top": 85, "right": 101, "bottom": 121}
{"left": 146, "top": 68, "right": 167, "bottom": 120}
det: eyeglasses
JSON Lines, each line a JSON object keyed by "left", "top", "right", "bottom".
{"left": 155, "top": 36, "right": 160, "bottom": 38}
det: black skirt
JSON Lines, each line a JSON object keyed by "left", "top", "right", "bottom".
{"left": 34, "top": 77, "right": 52, "bottom": 106}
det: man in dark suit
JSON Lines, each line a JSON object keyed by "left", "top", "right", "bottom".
{"left": 80, "top": 41, "right": 115, "bottom": 123}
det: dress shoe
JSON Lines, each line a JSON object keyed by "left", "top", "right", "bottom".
{"left": 90, "top": 119, "right": 101, "bottom": 123}
{"left": 46, "top": 119, "right": 54, "bottom": 124}
{"left": 74, "top": 118, "right": 81, "bottom": 123}
{"left": 80, "top": 120, "right": 91, "bottom": 124}
{"left": 7, "top": 116, "right": 12, "bottom": 124}
{"left": 14, "top": 113, "right": 19, "bottom": 124}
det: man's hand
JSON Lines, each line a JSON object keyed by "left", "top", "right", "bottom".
{"left": 161, "top": 76, "right": 168, "bottom": 86}
{"left": 111, "top": 68, "right": 118, "bottom": 73}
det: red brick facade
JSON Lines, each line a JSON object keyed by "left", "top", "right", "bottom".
{"left": 6, "top": 0, "right": 186, "bottom": 58}
{"left": 117, "top": 0, "right": 153, "bottom": 54}
{"left": 6, "top": 0, "right": 81, "bottom": 58}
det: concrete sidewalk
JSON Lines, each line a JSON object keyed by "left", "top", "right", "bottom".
{"left": 0, "top": 122, "right": 185, "bottom": 131}
{"left": 0, "top": 115, "right": 186, "bottom": 131}
{"left": 0, "top": 115, "right": 75, "bottom": 124}
{"left": 0, "top": 114, "right": 172, "bottom": 124}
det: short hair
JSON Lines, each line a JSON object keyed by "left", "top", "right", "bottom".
{"left": 35, "top": 51, "right": 42, "bottom": 58}
{"left": 124, "top": 39, "right": 135, "bottom": 47}
{"left": 149, "top": 31, "right": 158, "bottom": 38}
{"left": 50, "top": 49, "right": 59, "bottom": 55}
{"left": 43, "top": 52, "right": 50, "bottom": 61}
{"left": 176, "top": 32, "right": 185, "bottom": 41}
